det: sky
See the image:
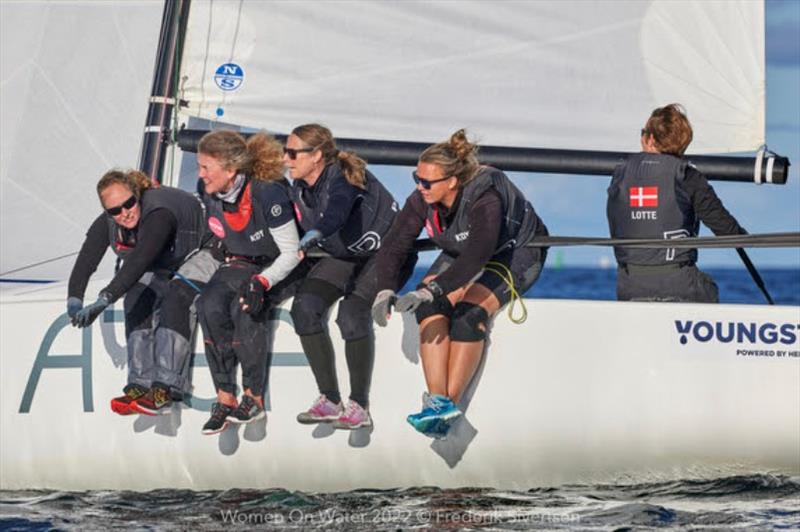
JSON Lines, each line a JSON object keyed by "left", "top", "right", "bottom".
{"left": 372, "top": 0, "right": 800, "bottom": 269}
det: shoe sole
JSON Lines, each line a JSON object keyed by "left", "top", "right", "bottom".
{"left": 201, "top": 422, "right": 229, "bottom": 435}
{"left": 332, "top": 420, "right": 373, "bottom": 430}
{"left": 227, "top": 410, "right": 266, "bottom": 424}
{"left": 110, "top": 400, "right": 135, "bottom": 415}
{"left": 129, "top": 402, "right": 172, "bottom": 416}
{"left": 407, "top": 411, "right": 462, "bottom": 434}
{"left": 296, "top": 414, "right": 340, "bottom": 424}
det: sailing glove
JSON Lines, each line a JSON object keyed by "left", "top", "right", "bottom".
{"left": 240, "top": 275, "right": 269, "bottom": 315}
{"left": 395, "top": 281, "right": 444, "bottom": 313}
{"left": 73, "top": 292, "right": 111, "bottom": 328}
{"left": 371, "top": 289, "right": 397, "bottom": 327}
{"left": 66, "top": 297, "right": 83, "bottom": 325}
{"left": 298, "top": 229, "right": 323, "bottom": 252}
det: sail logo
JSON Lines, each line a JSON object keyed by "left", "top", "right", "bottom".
{"left": 675, "top": 320, "right": 799, "bottom": 346}
{"left": 347, "top": 231, "right": 381, "bottom": 254}
{"left": 214, "top": 63, "right": 244, "bottom": 91}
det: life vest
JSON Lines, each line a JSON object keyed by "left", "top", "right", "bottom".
{"left": 107, "top": 186, "right": 205, "bottom": 271}
{"left": 607, "top": 152, "right": 699, "bottom": 265}
{"left": 423, "top": 166, "right": 545, "bottom": 256}
{"left": 202, "top": 177, "right": 290, "bottom": 260}
{"left": 292, "top": 163, "right": 398, "bottom": 258}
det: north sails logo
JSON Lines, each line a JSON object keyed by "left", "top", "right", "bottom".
{"left": 675, "top": 320, "right": 799, "bottom": 345}
{"left": 455, "top": 231, "right": 470, "bottom": 242}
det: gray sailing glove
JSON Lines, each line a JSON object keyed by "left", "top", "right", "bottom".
{"left": 298, "top": 229, "right": 323, "bottom": 252}
{"left": 73, "top": 292, "right": 111, "bottom": 328}
{"left": 395, "top": 281, "right": 444, "bottom": 313}
{"left": 66, "top": 297, "right": 83, "bottom": 325}
{"left": 371, "top": 289, "right": 397, "bottom": 327}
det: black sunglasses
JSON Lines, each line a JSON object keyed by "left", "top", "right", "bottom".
{"left": 105, "top": 195, "right": 137, "bottom": 216}
{"left": 412, "top": 171, "right": 451, "bottom": 190}
{"left": 283, "top": 146, "right": 316, "bottom": 160}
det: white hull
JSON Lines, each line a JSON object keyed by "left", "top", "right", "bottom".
{"left": 1, "top": 282, "right": 798, "bottom": 491}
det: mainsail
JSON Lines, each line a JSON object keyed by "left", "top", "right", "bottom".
{"left": 176, "top": 0, "right": 764, "bottom": 154}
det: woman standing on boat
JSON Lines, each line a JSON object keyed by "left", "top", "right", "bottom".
{"left": 607, "top": 103, "right": 747, "bottom": 302}
{"left": 287, "top": 123, "right": 414, "bottom": 431}
{"left": 68, "top": 169, "right": 207, "bottom": 416}
{"left": 194, "top": 130, "right": 303, "bottom": 435}
{"left": 371, "top": 129, "right": 548, "bottom": 437}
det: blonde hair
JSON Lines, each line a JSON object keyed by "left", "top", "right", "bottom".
{"left": 96, "top": 169, "right": 153, "bottom": 198}
{"left": 643, "top": 103, "right": 693, "bottom": 156}
{"left": 419, "top": 129, "right": 480, "bottom": 186}
{"left": 198, "top": 129, "right": 285, "bottom": 181}
{"left": 292, "top": 123, "right": 367, "bottom": 189}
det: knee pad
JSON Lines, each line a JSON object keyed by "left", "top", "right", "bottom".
{"left": 414, "top": 295, "right": 454, "bottom": 324}
{"left": 290, "top": 280, "right": 340, "bottom": 336}
{"left": 449, "top": 302, "right": 489, "bottom": 342}
{"left": 335, "top": 295, "right": 372, "bottom": 341}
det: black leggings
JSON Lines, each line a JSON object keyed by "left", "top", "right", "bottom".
{"left": 290, "top": 254, "right": 416, "bottom": 407}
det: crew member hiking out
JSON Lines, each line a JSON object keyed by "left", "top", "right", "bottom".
{"left": 287, "top": 123, "right": 416, "bottom": 431}
{"left": 194, "top": 129, "right": 304, "bottom": 435}
{"left": 372, "top": 129, "right": 548, "bottom": 438}
{"left": 68, "top": 169, "right": 208, "bottom": 417}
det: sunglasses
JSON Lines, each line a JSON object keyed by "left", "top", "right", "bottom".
{"left": 105, "top": 195, "right": 138, "bottom": 216}
{"left": 412, "top": 171, "right": 451, "bottom": 190}
{"left": 283, "top": 146, "right": 316, "bottom": 160}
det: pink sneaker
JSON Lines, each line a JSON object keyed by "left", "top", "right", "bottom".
{"left": 296, "top": 395, "right": 343, "bottom": 424}
{"left": 333, "top": 400, "right": 373, "bottom": 430}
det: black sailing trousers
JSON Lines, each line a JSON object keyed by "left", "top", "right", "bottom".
{"left": 196, "top": 261, "right": 271, "bottom": 397}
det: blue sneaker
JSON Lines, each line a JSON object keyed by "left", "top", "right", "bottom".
{"left": 407, "top": 393, "right": 462, "bottom": 436}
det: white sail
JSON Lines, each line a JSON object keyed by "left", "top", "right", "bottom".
{"left": 179, "top": 0, "right": 764, "bottom": 153}
{"left": 0, "top": 1, "right": 162, "bottom": 284}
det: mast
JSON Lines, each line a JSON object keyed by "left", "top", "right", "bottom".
{"left": 177, "top": 130, "right": 790, "bottom": 185}
{"left": 139, "top": 0, "right": 192, "bottom": 184}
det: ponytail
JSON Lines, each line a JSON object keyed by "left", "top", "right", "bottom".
{"left": 198, "top": 129, "right": 285, "bottom": 181}
{"left": 292, "top": 123, "right": 367, "bottom": 190}
{"left": 419, "top": 128, "right": 480, "bottom": 185}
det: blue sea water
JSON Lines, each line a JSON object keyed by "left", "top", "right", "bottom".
{"left": 403, "top": 265, "right": 800, "bottom": 305}
{"left": 1, "top": 267, "right": 798, "bottom": 530}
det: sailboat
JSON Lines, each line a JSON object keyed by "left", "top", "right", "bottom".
{"left": 1, "top": 0, "right": 797, "bottom": 491}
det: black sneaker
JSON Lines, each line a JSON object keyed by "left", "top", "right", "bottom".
{"left": 202, "top": 402, "right": 233, "bottom": 435}
{"left": 227, "top": 395, "right": 265, "bottom": 424}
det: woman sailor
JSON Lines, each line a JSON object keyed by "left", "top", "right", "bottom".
{"left": 68, "top": 169, "right": 207, "bottom": 416}
{"left": 372, "top": 129, "right": 548, "bottom": 437}
{"left": 607, "top": 103, "right": 747, "bottom": 302}
{"left": 194, "top": 129, "right": 303, "bottom": 435}
{"left": 287, "top": 123, "right": 415, "bottom": 430}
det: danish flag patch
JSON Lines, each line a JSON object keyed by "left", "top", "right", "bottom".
{"left": 629, "top": 186, "right": 658, "bottom": 207}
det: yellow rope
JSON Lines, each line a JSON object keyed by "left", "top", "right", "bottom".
{"left": 484, "top": 261, "right": 527, "bottom": 324}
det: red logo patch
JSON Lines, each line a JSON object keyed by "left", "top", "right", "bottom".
{"left": 629, "top": 186, "right": 658, "bottom": 207}
{"left": 208, "top": 216, "right": 226, "bottom": 238}
{"left": 293, "top": 202, "right": 303, "bottom": 222}
{"left": 425, "top": 219, "right": 434, "bottom": 237}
